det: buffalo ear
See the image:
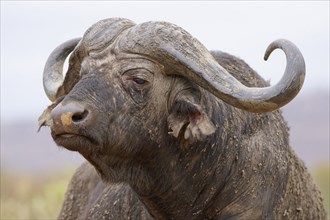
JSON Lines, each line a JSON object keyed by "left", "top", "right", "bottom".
{"left": 167, "top": 98, "right": 216, "bottom": 142}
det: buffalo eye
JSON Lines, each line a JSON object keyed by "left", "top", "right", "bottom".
{"left": 122, "top": 68, "right": 153, "bottom": 104}
{"left": 132, "top": 77, "right": 147, "bottom": 85}
{"left": 122, "top": 68, "right": 152, "bottom": 88}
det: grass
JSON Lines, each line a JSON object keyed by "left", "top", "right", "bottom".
{"left": 0, "top": 165, "right": 329, "bottom": 219}
{"left": 312, "top": 163, "right": 330, "bottom": 217}
{"left": 0, "top": 169, "right": 74, "bottom": 219}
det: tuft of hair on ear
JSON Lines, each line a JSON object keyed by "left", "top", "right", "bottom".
{"left": 167, "top": 98, "right": 216, "bottom": 144}
{"left": 38, "top": 96, "right": 65, "bottom": 132}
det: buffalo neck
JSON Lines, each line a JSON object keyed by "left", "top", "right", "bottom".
{"left": 129, "top": 140, "right": 232, "bottom": 219}
{"left": 128, "top": 104, "right": 290, "bottom": 219}
{"left": 127, "top": 105, "right": 246, "bottom": 219}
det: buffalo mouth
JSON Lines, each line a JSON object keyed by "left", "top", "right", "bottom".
{"left": 51, "top": 131, "right": 99, "bottom": 152}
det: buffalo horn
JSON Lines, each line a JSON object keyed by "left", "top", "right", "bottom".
{"left": 119, "top": 22, "right": 305, "bottom": 113}
{"left": 43, "top": 18, "right": 136, "bottom": 102}
{"left": 43, "top": 38, "right": 81, "bottom": 101}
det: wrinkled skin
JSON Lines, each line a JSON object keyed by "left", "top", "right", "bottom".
{"left": 58, "top": 162, "right": 152, "bottom": 220}
{"left": 41, "top": 19, "right": 326, "bottom": 219}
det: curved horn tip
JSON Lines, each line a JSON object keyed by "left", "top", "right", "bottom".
{"left": 43, "top": 38, "right": 81, "bottom": 102}
{"left": 264, "top": 39, "right": 301, "bottom": 61}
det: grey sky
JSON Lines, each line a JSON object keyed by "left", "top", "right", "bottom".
{"left": 1, "top": 1, "right": 329, "bottom": 122}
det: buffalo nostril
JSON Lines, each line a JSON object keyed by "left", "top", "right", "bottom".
{"left": 72, "top": 110, "right": 89, "bottom": 123}
{"left": 51, "top": 102, "right": 89, "bottom": 127}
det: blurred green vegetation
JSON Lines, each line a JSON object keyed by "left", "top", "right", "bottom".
{"left": 1, "top": 169, "right": 74, "bottom": 219}
{"left": 311, "top": 163, "right": 330, "bottom": 218}
{"left": 0, "top": 165, "right": 329, "bottom": 219}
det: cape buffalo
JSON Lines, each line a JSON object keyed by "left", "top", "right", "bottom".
{"left": 39, "top": 18, "right": 326, "bottom": 219}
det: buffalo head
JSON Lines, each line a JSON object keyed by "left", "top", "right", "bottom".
{"left": 39, "top": 18, "right": 305, "bottom": 184}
